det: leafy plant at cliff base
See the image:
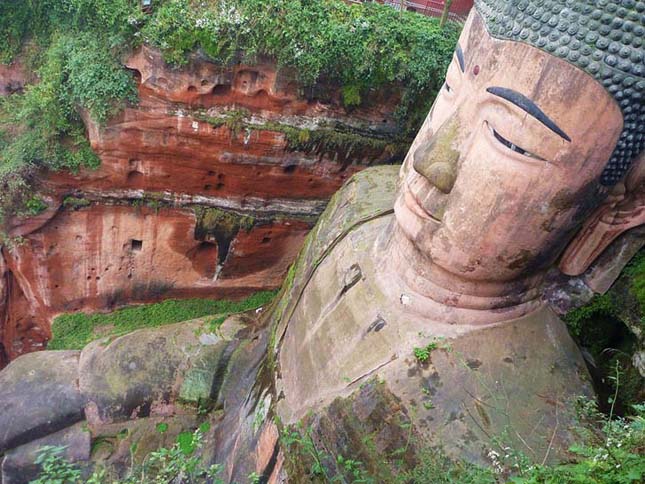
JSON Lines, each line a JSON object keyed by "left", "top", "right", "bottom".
{"left": 280, "top": 422, "right": 335, "bottom": 481}
{"left": 563, "top": 249, "right": 644, "bottom": 415}
{"left": 506, "top": 401, "right": 645, "bottom": 484}
{"left": 48, "top": 290, "right": 276, "bottom": 350}
{"left": 30, "top": 445, "right": 83, "bottom": 484}
{"left": 32, "top": 426, "right": 227, "bottom": 484}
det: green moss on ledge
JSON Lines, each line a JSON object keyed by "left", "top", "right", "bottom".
{"left": 62, "top": 196, "right": 91, "bottom": 210}
{"left": 193, "top": 206, "right": 255, "bottom": 238}
{"left": 195, "top": 110, "right": 408, "bottom": 162}
{"left": 48, "top": 291, "right": 277, "bottom": 351}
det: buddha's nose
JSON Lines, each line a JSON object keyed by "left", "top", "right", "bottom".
{"left": 412, "top": 124, "right": 459, "bottom": 194}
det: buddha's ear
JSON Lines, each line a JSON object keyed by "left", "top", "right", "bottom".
{"left": 559, "top": 152, "right": 645, "bottom": 279}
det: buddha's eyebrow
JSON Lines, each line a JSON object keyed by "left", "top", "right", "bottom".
{"left": 486, "top": 87, "right": 571, "bottom": 142}
{"left": 455, "top": 45, "right": 465, "bottom": 72}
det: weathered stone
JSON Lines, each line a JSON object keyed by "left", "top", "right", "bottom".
{"left": 78, "top": 318, "right": 241, "bottom": 423}
{"left": 0, "top": 351, "right": 85, "bottom": 453}
{"left": 271, "top": 164, "right": 400, "bottom": 348}
{"left": 88, "top": 414, "right": 201, "bottom": 476}
{"left": 178, "top": 315, "right": 246, "bottom": 405}
{"left": 1, "top": 422, "right": 90, "bottom": 484}
{"left": 281, "top": 380, "right": 420, "bottom": 482}
{"left": 0, "top": 205, "right": 311, "bottom": 365}
{"left": 203, "top": 323, "right": 277, "bottom": 483}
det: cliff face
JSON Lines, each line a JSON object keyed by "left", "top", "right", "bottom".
{"left": 0, "top": 47, "right": 406, "bottom": 366}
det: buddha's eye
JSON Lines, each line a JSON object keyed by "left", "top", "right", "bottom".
{"left": 488, "top": 123, "right": 544, "bottom": 160}
{"left": 444, "top": 83, "right": 451, "bottom": 93}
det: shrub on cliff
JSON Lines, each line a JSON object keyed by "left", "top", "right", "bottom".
{"left": 0, "top": 0, "right": 140, "bottom": 228}
{"left": 141, "top": 0, "right": 460, "bottom": 133}
{"left": 564, "top": 250, "right": 645, "bottom": 416}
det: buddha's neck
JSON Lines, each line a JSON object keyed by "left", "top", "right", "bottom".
{"left": 375, "top": 223, "right": 545, "bottom": 325}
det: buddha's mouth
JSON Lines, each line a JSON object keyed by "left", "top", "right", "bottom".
{"left": 402, "top": 181, "right": 442, "bottom": 224}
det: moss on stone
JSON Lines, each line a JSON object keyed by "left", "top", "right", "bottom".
{"left": 194, "top": 206, "right": 255, "bottom": 239}
{"left": 625, "top": 250, "right": 645, "bottom": 325}
{"left": 62, "top": 196, "right": 91, "bottom": 210}
{"left": 193, "top": 206, "right": 255, "bottom": 266}
{"left": 178, "top": 341, "right": 228, "bottom": 406}
{"left": 195, "top": 109, "right": 250, "bottom": 137}
{"left": 194, "top": 110, "right": 409, "bottom": 163}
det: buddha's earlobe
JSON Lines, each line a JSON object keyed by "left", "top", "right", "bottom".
{"left": 559, "top": 152, "right": 645, "bottom": 279}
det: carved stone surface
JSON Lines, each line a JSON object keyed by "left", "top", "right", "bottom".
{"left": 0, "top": 351, "right": 85, "bottom": 453}
{"left": 1, "top": 422, "right": 91, "bottom": 484}
{"left": 476, "top": 0, "right": 645, "bottom": 185}
{"left": 0, "top": 0, "right": 642, "bottom": 478}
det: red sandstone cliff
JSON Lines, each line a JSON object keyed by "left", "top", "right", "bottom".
{"left": 0, "top": 47, "right": 407, "bottom": 365}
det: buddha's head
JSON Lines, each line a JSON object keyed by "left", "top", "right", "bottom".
{"left": 395, "top": 0, "right": 644, "bottom": 284}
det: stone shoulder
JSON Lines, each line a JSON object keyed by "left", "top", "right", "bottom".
{"left": 271, "top": 165, "right": 399, "bottom": 349}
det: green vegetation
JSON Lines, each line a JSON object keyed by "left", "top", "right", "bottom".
{"left": 564, "top": 292, "right": 616, "bottom": 346}
{"left": 19, "top": 195, "right": 48, "bottom": 216}
{"left": 48, "top": 290, "right": 276, "bottom": 350}
{"left": 564, "top": 250, "right": 644, "bottom": 415}
{"left": 281, "top": 422, "right": 336, "bottom": 481}
{"left": 413, "top": 337, "right": 450, "bottom": 363}
{"left": 0, "top": 0, "right": 140, "bottom": 228}
{"left": 32, "top": 400, "right": 645, "bottom": 483}
{"left": 141, "top": 0, "right": 459, "bottom": 130}
{"left": 396, "top": 448, "right": 497, "bottom": 483}
{"left": 62, "top": 195, "right": 92, "bottom": 209}
{"left": 195, "top": 109, "right": 409, "bottom": 162}
{"left": 506, "top": 401, "right": 645, "bottom": 484}
{"left": 0, "top": 0, "right": 458, "bottom": 227}
{"left": 194, "top": 206, "right": 255, "bottom": 237}
{"left": 413, "top": 341, "right": 439, "bottom": 363}
{"left": 624, "top": 250, "right": 645, "bottom": 315}
{"left": 279, "top": 399, "right": 644, "bottom": 484}
{"left": 33, "top": 427, "right": 227, "bottom": 483}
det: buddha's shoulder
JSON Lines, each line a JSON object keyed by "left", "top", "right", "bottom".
{"left": 270, "top": 165, "right": 399, "bottom": 334}
{"left": 302, "top": 164, "right": 398, "bottom": 262}
{"left": 318, "top": 164, "right": 399, "bottom": 235}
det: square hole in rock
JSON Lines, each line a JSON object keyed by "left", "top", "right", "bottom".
{"left": 131, "top": 239, "right": 143, "bottom": 252}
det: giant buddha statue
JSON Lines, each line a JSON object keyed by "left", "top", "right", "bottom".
{"left": 271, "top": 0, "right": 645, "bottom": 463}
{"left": 0, "top": 0, "right": 643, "bottom": 481}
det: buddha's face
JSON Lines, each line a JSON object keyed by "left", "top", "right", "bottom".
{"left": 395, "top": 10, "right": 624, "bottom": 283}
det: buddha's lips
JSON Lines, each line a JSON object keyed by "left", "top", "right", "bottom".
{"left": 403, "top": 183, "right": 442, "bottom": 224}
